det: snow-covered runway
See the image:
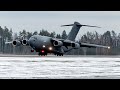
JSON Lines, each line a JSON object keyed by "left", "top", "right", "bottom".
{"left": 0, "top": 55, "right": 120, "bottom": 79}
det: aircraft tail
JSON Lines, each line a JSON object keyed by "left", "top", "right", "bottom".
{"left": 61, "top": 22, "right": 101, "bottom": 41}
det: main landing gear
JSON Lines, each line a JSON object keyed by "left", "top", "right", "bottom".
{"left": 54, "top": 53, "right": 63, "bottom": 56}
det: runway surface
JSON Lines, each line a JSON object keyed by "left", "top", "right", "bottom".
{"left": 0, "top": 55, "right": 120, "bottom": 79}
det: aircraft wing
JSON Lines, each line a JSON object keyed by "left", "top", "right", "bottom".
{"left": 5, "top": 41, "right": 12, "bottom": 44}
{"left": 51, "top": 38, "right": 110, "bottom": 49}
{"left": 52, "top": 38, "right": 64, "bottom": 41}
{"left": 80, "top": 43, "right": 110, "bottom": 49}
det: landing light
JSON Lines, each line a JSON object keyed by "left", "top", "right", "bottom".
{"left": 49, "top": 47, "right": 52, "bottom": 50}
{"left": 43, "top": 45, "right": 45, "bottom": 48}
{"left": 108, "top": 46, "right": 110, "bottom": 49}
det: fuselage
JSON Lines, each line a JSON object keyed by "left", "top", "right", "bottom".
{"left": 28, "top": 35, "right": 55, "bottom": 53}
{"left": 28, "top": 35, "right": 74, "bottom": 55}
{"left": 28, "top": 35, "right": 62, "bottom": 53}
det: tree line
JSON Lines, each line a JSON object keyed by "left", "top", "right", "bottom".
{"left": 0, "top": 26, "right": 120, "bottom": 55}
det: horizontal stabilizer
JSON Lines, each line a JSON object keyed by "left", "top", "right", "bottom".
{"left": 61, "top": 23, "right": 101, "bottom": 28}
{"left": 61, "top": 24, "right": 74, "bottom": 27}
{"left": 81, "top": 25, "right": 101, "bottom": 28}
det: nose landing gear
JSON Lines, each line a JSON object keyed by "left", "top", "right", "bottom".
{"left": 38, "top": 52, "right": 47, "bottom": 56}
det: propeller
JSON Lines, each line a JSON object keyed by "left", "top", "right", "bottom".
{"left": 61, "top": 22, "right": 101, "bottom": 28}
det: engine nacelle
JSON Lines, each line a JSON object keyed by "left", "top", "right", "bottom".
{"left": 71, "top": 43, "right": 80, "bottom": 49}
{"left": 53, "top": 40, "right": 63, "bottom": 47}
{"left": 12, "top": 40, "right": 21, "bottom": 46}
{"left": 22, "top": 39, "right": 29, "bottom": 46}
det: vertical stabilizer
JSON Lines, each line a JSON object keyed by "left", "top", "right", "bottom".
{"left": 61, "top": 21, "right": 101, "bottom": 41}
{"left": 67, "top": 22, "right": 81, "bottom": 41}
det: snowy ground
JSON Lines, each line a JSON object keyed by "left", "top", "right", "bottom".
{"left": 0, "top": 55, "right": 120, "bottom": 79}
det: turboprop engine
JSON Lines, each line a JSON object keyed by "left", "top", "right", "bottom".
{"left": 53, "top": 40, "right": 63, "bottom": 47}
{"left": 12, "top": 40, "right": 21, "bottom": 46}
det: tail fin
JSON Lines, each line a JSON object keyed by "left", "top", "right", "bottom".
{"left": 61, "top": 21, "right": 101, "bottom": 41}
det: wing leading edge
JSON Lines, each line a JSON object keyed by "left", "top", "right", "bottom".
{"left": 5, "top": 41, "right": 12, "bottom": 44}
{"left": 80, "top": 43, "right": 110, "bottom": 49}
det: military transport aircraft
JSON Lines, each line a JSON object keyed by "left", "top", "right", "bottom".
{"left": 5, "top": 22, "right": 110, "bottom": 56}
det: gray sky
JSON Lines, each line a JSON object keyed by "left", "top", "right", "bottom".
{"left": 0, "top": 11, "right": 120, "bottom": 40}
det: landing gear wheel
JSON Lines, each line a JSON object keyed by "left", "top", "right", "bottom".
{"left": 38, "top": 52, "right": 48, "bottom": 56}
{"left": 56, "top": 53, "right": 63, "bottom": 56}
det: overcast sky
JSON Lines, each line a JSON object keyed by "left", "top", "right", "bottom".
{"left": 0, "top": 11, "right": 120, "bottom": 40}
